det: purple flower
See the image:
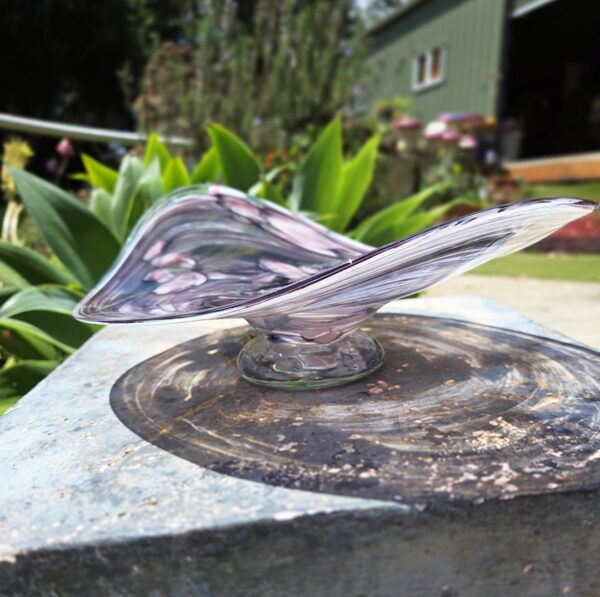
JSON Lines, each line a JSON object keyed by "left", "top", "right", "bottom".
{"left": 45, "top": 157, "right": 60, "bottom": 175}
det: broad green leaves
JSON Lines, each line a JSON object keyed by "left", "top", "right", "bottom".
{"left": 0, "top": 360, "right": 59, "bottom": 413}
{"left": 249, "top": 179, "right": 286, "bottom": 206}
{"left": 207, "top": 124, "right": 261, "bottom": 190}
{"left": 123, "top": 158, "right": 163, "bottom": 238}
{"left": 144, "top": 133, "right": 171, "bottom": 170}
{"left": 0, "top": 241, "right": 75, "bottom": 287}
{"left": 351, "top": 183, "right": 448, "bottom": 245}
{"left": 204, "top": 118, "right": 383, "bottom": 236}
{"left": 110, "top": 155, "right": 146, "bottom": 240}
{"left": 289, "top": 117, "right": 343, "bottom": 213}
{"left": 191, "top": 148, "right": 220, "bottom": 184}
{"left": 163, "top": 157, "right": 191, "bottom": 192}
{"left": 9, "top": 168, "right": 121, "bottom": 290}
{"left": 332, "top": 135, "right": 379, "bottom": 232}
{"left": 81, "top": 154, "right": 118, "bottom": 194}
{"left": 0, "top": 287, "right": 95, "bottom": 351}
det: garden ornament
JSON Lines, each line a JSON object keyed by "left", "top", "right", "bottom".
{"left": 75, "top": 185, "right": 596, "bottom": 389}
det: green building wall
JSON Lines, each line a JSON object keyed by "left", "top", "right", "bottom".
{"left": 364, "top": 0, "right": 507, "bottom": 123}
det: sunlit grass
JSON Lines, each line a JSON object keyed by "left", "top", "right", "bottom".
{"left": 524, "top": 181, "right": 600, "bottom": 202}
{"left": 472, "top": 252, "right": 600, "bottom": 282}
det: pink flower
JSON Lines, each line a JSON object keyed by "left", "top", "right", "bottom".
{"left": 459, "top": 134, "right": 477, "bottom": 150}
{"left": 437, "top": 112, "right": 483, "bottom": 125}
{"left": 441, "top": 130, "right": 461, "bottom": 142}
{"left": 423, "top": 121, "right": 447, "bottom": 139}
{"left": 394, "top": 117, "right": 422, "bottom": 130}
{"left": 56, "top": 138, "right": 75, "bottom": 159}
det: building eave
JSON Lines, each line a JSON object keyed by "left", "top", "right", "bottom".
{"left": 368, "top": 0, "right": 434, "bottom": 36}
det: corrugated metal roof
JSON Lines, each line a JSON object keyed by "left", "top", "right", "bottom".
{"left": 368, "top": 0, "right": 434, "bottom": 35}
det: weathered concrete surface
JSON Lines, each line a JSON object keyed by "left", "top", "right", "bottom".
{"left": 0, "top": 297, "right": 599, "bottom": 596}
{"left": 111, "top": 315, "right": 600, "bottom": 503}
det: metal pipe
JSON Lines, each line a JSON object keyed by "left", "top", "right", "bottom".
{"left": 0, "top": 112, "right": 192, "bottom": 148}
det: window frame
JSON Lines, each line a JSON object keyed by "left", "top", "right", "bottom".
{"left": 412, "top": 45, "right": 446, "bottom": 92}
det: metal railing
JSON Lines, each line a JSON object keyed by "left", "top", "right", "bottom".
{"left": 0, "top": 112, "right": 192, "bottom": 148}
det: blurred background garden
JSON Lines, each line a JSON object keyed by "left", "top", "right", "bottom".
{"left": 0, "top": 0, "right": 599, "bottom": 412}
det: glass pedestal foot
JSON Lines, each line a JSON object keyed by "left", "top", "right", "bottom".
{"left": 237, "top": 330, "right": 384, "bottom": 390}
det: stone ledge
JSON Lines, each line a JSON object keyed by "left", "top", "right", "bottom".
{"left": 1, "top": 296, "right": 598, "bottom": 596}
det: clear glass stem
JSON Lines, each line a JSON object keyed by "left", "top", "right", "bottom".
{"left": 237, "top": 329, "right": 384, "bottom": 390}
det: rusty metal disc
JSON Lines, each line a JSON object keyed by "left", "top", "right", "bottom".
{"left": 111, "top": 314, "right": 600, "bottom": 503}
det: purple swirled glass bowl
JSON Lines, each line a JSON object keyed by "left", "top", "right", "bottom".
{"left": 74, "top": 184, "right": 596, "bottom": 389}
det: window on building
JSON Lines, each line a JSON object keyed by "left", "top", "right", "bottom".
{"left": 413, "top": 46, "right": 446, "bottom": 91}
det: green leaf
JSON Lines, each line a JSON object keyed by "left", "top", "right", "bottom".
{"left": 0, "top": 287, "right": 96, "bottom": 350}
{"left": 289, "top": 117, "right": 343, "bottom": 213}
{"left": 264, "top": 166, "right": 284, "bottom": 183}
{"left": 0, "top": 287, "right": 17, "bottom": 306}
{"left": 207, "top": 124, "right": 261, "bottom": 191}
{"left": 0, "top": 241, "right": 75, "bottom": 286}
{"left": 70, "top": 172, "right": 91, "bottom": 183}
{"left": 0, "top": 360, "right": 60, "bottom": 406}
{"left": 89, "top": 188, "right": 114, "bottom": 231}
{"left": 351, "top": 183, "right": 448, "bottom": 243}
{"left": 332, "top": 135, "right": 380, "bottom": 232}
{"left": 125, "top": 158, "right": 164, "bottom": 235}
{"left": 0, "top": 261, "right": 29, "bottom": 290}
{"left": 248, "top": 179, "right": 286, "bottom": 206}
{"left": 0, "top": 318, "right": 76, "bottom": 355}
{"left": 0, "top": 286, "right": 80, "bottom": 318}
{"left": 190, "top": 147, "right": 220, "bottom": 184}
{"left": 0, "top": 318, "right": 58, "bottom": 360}
{"left": 162, "top": 157, "right": 191, "bottom": 192}
{"left": 9, "top": 168, "right": 121, "bottom": 289}
{"left": 366, "top": 213, "right": 439, "bottom": 246}
{"left": 111, "top": 155, "right": 145, "bottom": 241}
{"left": 144, "top": 133, "right": 171, "bottom": 171}
{"left": 81, "top": 154, "right": 118, "bottom": 194}
{"left": 0, "top": 396, "right": 21, "bottom": 416}
{"left": 357, "top": 197, "right": 471, "bottom": 246}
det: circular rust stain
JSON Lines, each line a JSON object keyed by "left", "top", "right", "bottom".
{"left": 111, "top": 315, "right": 600, "bottom": 503}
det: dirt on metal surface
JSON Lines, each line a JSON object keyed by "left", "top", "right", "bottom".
{"left": 111, "top": 314, "right": 600, "bottom": 504}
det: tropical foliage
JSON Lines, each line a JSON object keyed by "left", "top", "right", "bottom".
{"left": 204, "top": 117, "right": 461, "bottom": 245}
{"left": 0, "top": 120, "right": 462, "bottom": 413}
